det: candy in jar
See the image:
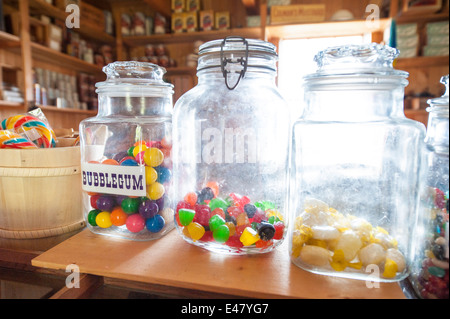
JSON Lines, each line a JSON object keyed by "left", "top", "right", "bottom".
{"left": 408, "top": 75, "right": 449, "bottom": 299}
{"left": 172, "top": 37, "right": 290, "bottom": 254}
{"left": 288, "top": 44, "right": 426, "bottom": 281}
{"left": 80, "top": 61, "right": 174, "bottom": 240}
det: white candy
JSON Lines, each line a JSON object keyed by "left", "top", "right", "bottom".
{"left": 312, "top": 225, "right": 340, "bottom": 240}
{"left": 335, "top": 230, "right": 362, "bottom": 261}
{"left": 303, "top": 198, "right": 329, "bottom": 214}
{"left": 299, "top": 245, "right": 331, "bottom": 266}
{"left": 386, "top": 248, "right": 406, "bottom": 272}
{"left": 358, "top": 243, "right": 386, "bottom": 266}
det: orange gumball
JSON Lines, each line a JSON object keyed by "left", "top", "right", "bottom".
{"left": 110, "top": 207, "right": 128, "bottom": 226}
{"left": 102, "top": 158, "right": 119, "bottom": 165}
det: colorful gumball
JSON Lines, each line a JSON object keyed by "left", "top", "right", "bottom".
{"left": 126, "top": 214, "right": 145, "bottom": 233}
{"left": 87, "top": 209, "right": 101, "bottom": 226}
{"left": 121, "top": 197, "right": 140, "bottom": 214}
{"left": 146, "top": 214, "right": 165, "bottom": 233}
{"left": 96, "top": 212, "right": 112, "bottom": 228}
{"left": 143, "top": 147, "right": 164, "bottom": 167}
{"left": 145, "top": 166, "right": 158, "bottom": 185}
{"left": 148, "top": 182, "right": 165, "bottom": 200}
{"left": 110, "top": 207, "right": 128, "bottom": 226}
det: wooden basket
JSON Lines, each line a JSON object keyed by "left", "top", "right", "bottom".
{"left": 0, "top": 146, "right": 85, "bottom": 239}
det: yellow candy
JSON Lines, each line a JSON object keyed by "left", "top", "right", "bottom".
{"left": 145, "top": 166, "right": 158, "bottom": 185}
{"left": 133, "top": 142, "right": 148, "bottom": 157}
{"left": 330, "top": 249, "right": 347, "bottom": 271}
{"left": 187, "top": 222, "right": 205, "bottom": 241}
{"left": 240, "top": 227, "right": 260, "bottom": 246}
{"left": 266, "top": 209, "right": 284, "bottom": 222}
{"left": 382, "top": 258, "right": 398, "bottom": 278}
{"left": 147, "top": 182, "right": 165, "bottom": 200}
{"left": 144, "top": 147, "right": 164, "bottom": 167}
{"left": 225, "top": 222, "right": 236, "bottom": 237}
{"left": 95, "top": 212, "right": 112, "bottom": 228}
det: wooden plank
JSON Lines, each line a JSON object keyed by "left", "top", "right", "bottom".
{"left": 18, "top": 0, "right": 34, "bottom": 104}
{"left": 32, "top": 229, "right": 406, "bottom": 299}
{"left": 50, "top": 273, "right": 103, "bottom": 299}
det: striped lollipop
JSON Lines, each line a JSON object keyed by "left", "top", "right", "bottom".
{"left": 0, "top": 130, "right": 38, "bottom": 149}
{"left": 1, "top": 115, "right": 56, "bottom": 148}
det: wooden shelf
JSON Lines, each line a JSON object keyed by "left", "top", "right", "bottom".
{"left": 0, "top": 30, "right": 20, "bottom": 47}
{"left": 266, "top": 18, "right": 392, "bottom": 39}
{"left": 0, "top": 100, "right": 24, "bottom": 108}
{"left": 38, "top": 105, "right": 97, "bottom": 116}
{"left": 28, "top": 0, "right": 115, "bottom": 44}
{"left": 30, "top": 42, "right": 104, "bottom": 75}
{"left": 123, "top": 27, "right": 263, "bottom": 46}
{"left": 395, "top": 55, "right": 449, "bottom": 69}
{"left": 395, "top": 11, "right": 449, "bottom": 24}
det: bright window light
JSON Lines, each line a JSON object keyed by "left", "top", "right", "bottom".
{"left": 278, "top": 35, "right": 368, "bottom": 119}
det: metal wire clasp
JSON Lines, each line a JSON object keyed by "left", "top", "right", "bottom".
{"left": 220, "top": 36, "right": 249, "bottom": 90}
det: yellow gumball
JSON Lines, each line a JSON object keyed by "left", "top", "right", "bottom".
{"left": 144, "top": 147, "right": 164, "bottom": 167}
{"left": 145, "top": 166, "right": 158, "bottom": 185}
{"left": 133, "top": 142, "right": 148, "bottom": 158}
{"left": 148, "top": 182, "right": 165, "bottom": 200}
{"left": 95, "top": 212, "right": 112, "bottom": 228}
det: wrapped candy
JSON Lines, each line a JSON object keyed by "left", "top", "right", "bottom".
{"left": 0, "top": 130, "right": 38, "bottom": 149}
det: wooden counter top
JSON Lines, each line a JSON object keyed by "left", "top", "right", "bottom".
{"left": 31, "top": 228, "right": 406, "bottom": 299}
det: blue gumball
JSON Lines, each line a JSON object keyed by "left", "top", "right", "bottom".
{"left": 146, "top": 214, "right": 165, "bottom": 233}
{"left": 155, "top": 166, "right": 171, "bottom": 184}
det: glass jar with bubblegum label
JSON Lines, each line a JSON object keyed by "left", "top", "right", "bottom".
{"left": 80, "top": 61, "right": 174, "bottom": 240}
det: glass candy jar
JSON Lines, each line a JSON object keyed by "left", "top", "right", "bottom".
{"left": 80, "top": 62, "right": 174, "bottom": 240}
{"left": 172, "top": 37, "right": 290, "bottom": 254}
{"left": 289, "top": 44, "right": 426, "bottom": 281}
{"left": 409, "top": 75, "right": 449, "bottom": 299}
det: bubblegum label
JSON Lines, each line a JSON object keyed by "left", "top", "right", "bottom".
{"left": 81, "top": 162, "right": 146, "bottom": 197}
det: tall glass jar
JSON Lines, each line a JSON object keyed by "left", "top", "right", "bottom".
{"left": 172, "top": 37, "right": 290, "bottom": 254}
{"left": 80, "top": 61, "right": 174, "bottom": 240}
{"left": 409, "top": 74, "right": 449, "bottom": 298}
{"left": 289, "top": 44, "right": 426, "bottom": 281}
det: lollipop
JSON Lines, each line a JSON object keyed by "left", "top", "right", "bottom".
{"left": 0, "top": 130, "right": 38, "bottom": 149}
{"left": 1, "top": 115, "right": 56, "bottom": 148}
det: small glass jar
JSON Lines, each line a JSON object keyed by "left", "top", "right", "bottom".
{"left": 172, "top": 37, "right": 290, "bottom": 254}
{"left": 289, "top": 44, "right": 426, "bottom": 281}
{"left": 80, "top": 61, "right": 174, "bottom": 240}
{"left": 409, "top": 74, "right": 449, "bottom": 298}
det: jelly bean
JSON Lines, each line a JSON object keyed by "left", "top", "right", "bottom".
{"left": 250, "top": 208, "right": 267, "bottom": 223}
{"left": 211, "top": 207, "right": 225, "bottom": 219}
{"left": 225, "top": 222, "right": 236, "bottom": 237}
{"left": 146, "top": 214, "right": 165, "bottom": 233}
{"left": 133, "top": 142, "right": 148, "bottom": 157}
{"left": 236, "top": 212, "right": 249, "bottom": 226}
{"left": 139, "top": 200, "right": 159, "bottom": 219}
{"left": 382, "top": 258, "right": 398, "bottom": 278}
{"left": 102, "top": 158, "right": 119, "bottom": 165}
{"left": 126, "top": 214, "right": 145, "bottom": 233}
{"left": 184, "top": 192, "right": 198, "bottom": 207}
{"left": 213, "top": 224, "right": 230, "bottom": 243}
{"left": 87, "top": 209, "right": 101, "bottom": 226}
{"left": 227, "top": 206, "right": 243, "bottom": 218}
{"left": 273, "top": 221, "right": 285, "bottom": 240}
{"left": 144, "top": 147, "right": 164, "bottom": 167}
{"left": 120, "top": 158, "right": 139, "bottom": 166}
{"left": 145, "top": 166, "right": 158, "bottom": 185}
{"left": 257, "top": 222, "right": 275, "bottom": 241}
{"left": 208, "top": 197, "right": 228, "bottom": 211}
{"left": 110, "top": 207, "right": 128, "bottom": 226}
{"left": 155, "top": 166, "right": 171, "bottom": 184}
{"left": 97, "top": 196, "right": 116, "bottom": 212}
{"left": 255, "top": 239, "right": 273, "bottom": 249}
{"left": 178, "top": 208, "right": 196, "bottom": 226}
{"left": 121, "top": 197, "right": 140, "bottom": 214}
{"left": 244, "top": 204, "right": 257, "bottom": 218}
{"left": 200, "top": 231, "right": 214, "bottom": 242}
{"left": 205, "top": 181, "right": 219, "bottom": 197}
{"left": 197, "top": 187, "right": 214, "bottom": 203}
{"left": 148, "top": 182, "right": 165, "bottom": 200}
{"left": 255, "top": 200, "right": 275, "bottom": 211}
{"left": 187, "top": 222, "right": 205, "bottom": 241}
{"left": 209, "top": 214, "right": 225, "bottom": 232}
{"left": 240, "top": 227, "right": 260, "bottom": 246}
{"left": 226, "top": 235, "right": 244, "bottom": 248}
{"left": 96, "top": 212, "right": 112, "bottom": 228}
{"left": 193, "top": 204, "right": 210, "bottom": 226}
{"left": 176, "top": 200, "right": 192, "bottom": 212}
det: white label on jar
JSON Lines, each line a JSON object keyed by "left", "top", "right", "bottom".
{"left": 81, "top": 162, "right": 146, "bottom": 197}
